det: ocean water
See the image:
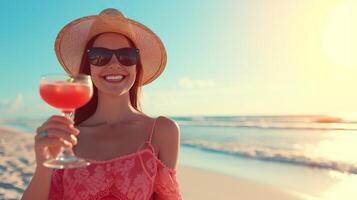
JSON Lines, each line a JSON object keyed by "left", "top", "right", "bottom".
{"left": 1, "top": 115, "right": 357, "bottom": 199}
{"left": 176, "top": 115, "right": 357, "bottom": 174}
{"left": 175, "top": 115, "right": 357, "bottom": 199}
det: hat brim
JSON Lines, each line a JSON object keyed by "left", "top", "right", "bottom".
{"left": 54, "top": 14, "right": 167, "bottom": 86}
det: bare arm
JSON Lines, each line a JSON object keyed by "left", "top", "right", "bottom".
{"left": 21, "top": 166, "right": 53, "bottom": 200}
{"left": 154, "top": 116, "right": 181, "bottom": 200}
{"left": 157, "top": 116, "right": 180, "bottom": 169}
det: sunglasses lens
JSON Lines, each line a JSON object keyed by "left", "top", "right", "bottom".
{"left": 87, "top": 48, "right": 139, "bottom": 66}
{"left": 117, "top": 48, "right": 139, "bottom": 66}
{"left": 87, "top": 48, "right": 112, "bottom": 66}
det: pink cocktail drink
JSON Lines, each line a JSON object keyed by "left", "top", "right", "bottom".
{"left": 39, "top": 74, "right": 93, "bottom": 169}
{"left": 40, "top": 81, "right": 93, "bottom": 113}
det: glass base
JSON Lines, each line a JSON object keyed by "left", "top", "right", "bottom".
{"left": 43, "top": 154, "right": 90, "bottom": 169}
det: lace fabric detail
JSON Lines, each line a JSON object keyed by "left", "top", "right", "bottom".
{"left": 153, "top": 158, "right": 183, "bottom": 200}
{"left": 48, "top": 169, "right": 64, "bottom": 200}
{"left": 48, "top": 145, "right": 183, "bottom": 200}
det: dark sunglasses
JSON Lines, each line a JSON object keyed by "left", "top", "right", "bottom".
{"left": 86, "top": 47, "right": 140, "bottom": 66}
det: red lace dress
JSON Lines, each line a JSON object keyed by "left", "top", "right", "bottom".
{"left": 48, "top": 118, "right": 183, "bottom": 200}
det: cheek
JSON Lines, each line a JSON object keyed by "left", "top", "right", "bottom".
{"left": 89, "top": 66, "right": 102, "bottom": 84}
{"left": 128, "top": 67, "right": 137, "bottom": 81}
{"left": 90, "top": 66, "right": 100, "bottom": 76}
{"left": 128, "top": 72, "right": 137, "bottom": 85}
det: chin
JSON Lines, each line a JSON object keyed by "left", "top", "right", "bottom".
{"left": 101, "top": 88, "right": 130, "bottom": 97}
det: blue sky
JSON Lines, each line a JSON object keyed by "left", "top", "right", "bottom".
{"left": 0, "top": 0, "right": 356, "bottom": 118}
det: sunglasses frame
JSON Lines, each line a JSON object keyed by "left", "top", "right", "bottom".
{"left": 86, "top": 47, "right": 140, "bottom": 67}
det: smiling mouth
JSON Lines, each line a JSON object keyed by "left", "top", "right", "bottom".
{"left": 101, "top": 74, "right": 126, "bottom": 83}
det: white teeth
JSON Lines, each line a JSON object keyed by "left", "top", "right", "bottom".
{"left": 104, "top": 75, "right": 124, "bottom": 81}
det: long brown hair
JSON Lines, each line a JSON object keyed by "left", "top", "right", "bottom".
{"left": 73, "top": 33, "right": 144, "bottom": 126}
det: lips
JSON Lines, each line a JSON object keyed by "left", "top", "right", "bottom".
{"left": 102, "top": 74, "right": 126, "bottom": 83}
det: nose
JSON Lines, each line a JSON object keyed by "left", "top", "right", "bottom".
{"left": 106, "top": 54, "right": 124, "bottom": 68}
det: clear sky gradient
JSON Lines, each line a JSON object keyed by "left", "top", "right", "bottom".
{"left": 0, "top": 0, "right": 356, "bottom": 118}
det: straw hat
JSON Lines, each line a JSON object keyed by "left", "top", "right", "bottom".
{"left": 54, "top": 8, "right": 167, "bottom": 86}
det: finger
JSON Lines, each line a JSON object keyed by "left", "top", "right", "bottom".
{"left": 48, "top": 146, "right": 61, "bottom": 158}
{"left": 35, "top": 137, "right": 73, "bottom": 149}
{"left": 37, "top": 121, "right": 79, "bottom": 136}
{"left": 46, "top": 115, "right": 74, "bottom": 125}
{"left": 35, "top": 129, "right": 77, "bottom": 146}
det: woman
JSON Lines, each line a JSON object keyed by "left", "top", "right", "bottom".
{"left": 22, "top": 8, "right": 183, "bottom": 200}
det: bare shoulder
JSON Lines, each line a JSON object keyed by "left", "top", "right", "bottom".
{"left": 154, "top": 116, "right": 180, "bottom": 169}
{"left": 156, "top": 116, "right": 180, "bottom": 134}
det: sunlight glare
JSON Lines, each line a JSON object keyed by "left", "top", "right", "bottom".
{"left": 323, "top": 0, "right": 357, "bottom": 68}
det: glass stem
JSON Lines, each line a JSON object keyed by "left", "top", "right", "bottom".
{"left": 62, "top": 111, "right": 74, "bottom": 119}
{"left": 59, "top": 111, "right": 75, "bottom": 158}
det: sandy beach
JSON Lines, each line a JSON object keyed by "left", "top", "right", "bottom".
{"left": 0, "top": 126, "right": 303, "bottom": 200}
